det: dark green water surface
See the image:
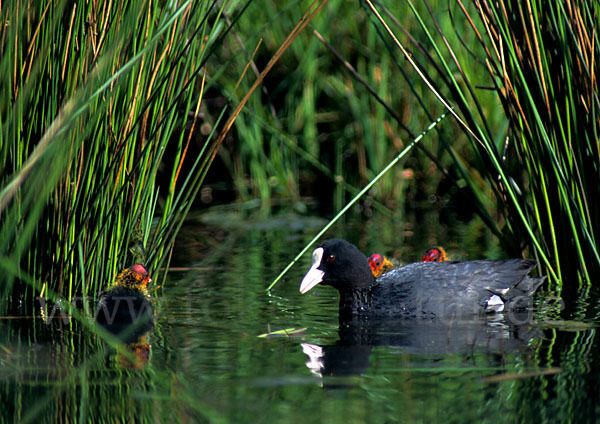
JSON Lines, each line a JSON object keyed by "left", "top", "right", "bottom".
{"left": 2, "top": 211, "right": 600, "bottom": 423}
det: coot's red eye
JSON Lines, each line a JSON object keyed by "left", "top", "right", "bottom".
{"left": 327, "top": 254, "right": 335, "bottom": 263}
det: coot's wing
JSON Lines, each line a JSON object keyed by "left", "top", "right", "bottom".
{"left": 374, "top": 259, "right": 541, "bottom": 319}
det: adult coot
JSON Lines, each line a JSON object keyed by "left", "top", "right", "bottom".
{"left": 96, "top": 264, "right": 154, "bottom": 341}
{"left": 300, "top": 239, "right": 545, "bottom": 321}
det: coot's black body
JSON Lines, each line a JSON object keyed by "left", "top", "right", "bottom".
{"left": 96, "top": 265, "right": 154, "bottom": 342}
{"left": 96, "top": 286, "right": 154, "bottom": 325}
{"left": 300, "top": 239, "right": 545, "bottom": 322}
{"left": 96, "top": 287, "right": 154, "bottom": 342}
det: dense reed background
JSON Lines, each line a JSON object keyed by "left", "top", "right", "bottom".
{"left": 1, "top": 0, "right": 598, "bottom": 309}
{"left": 213, "top": 0, "right": 599, "bottom": 290}
{"left": 0, "top": 0, "right": 244, "bottom": 310}
{"left": 469, "top": 0, "right": 600, "bottom": 287}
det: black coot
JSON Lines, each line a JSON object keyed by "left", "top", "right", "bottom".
{"left": 96, "top": 264, "right": 154, "bottom": 341}
{"left": 300, "top": 239, "right": 545, "bottom": 321}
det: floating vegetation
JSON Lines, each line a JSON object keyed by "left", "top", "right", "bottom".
{"left": 258, "top": 327, "right": 307, "bottom": 338}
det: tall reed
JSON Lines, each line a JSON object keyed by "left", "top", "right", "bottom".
{"left": 358, "top": 0, "right": 599, "bottom": 287}
{"left": 469, "top": 0, "right": 599, "bottom": 285}
{"left": 0, "top": 0, "right": 332, "bottom": 310}
{"left": 0, "top": 1, "right": 243, "bottom": 308}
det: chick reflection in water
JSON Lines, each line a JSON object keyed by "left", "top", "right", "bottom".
{"left": 96, "top": 264, "right": 155, "bottom": 368}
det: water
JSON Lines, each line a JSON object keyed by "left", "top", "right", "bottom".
{"left": 2, "top": 211, "right": 600, "bottom": 423}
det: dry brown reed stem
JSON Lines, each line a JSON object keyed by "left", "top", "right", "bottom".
{"left": 364, "top": 0, "right": 485, "bottom": 148}
{"left": 209, "top": 0, "right": 329, "bottom": 165}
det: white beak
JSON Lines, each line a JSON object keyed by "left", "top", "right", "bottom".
{"left": 299, "top": 247, "right": 325, "bottom": 294}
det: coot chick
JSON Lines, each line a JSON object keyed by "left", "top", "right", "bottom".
{"left": 300, "top": 239, "right": 545, "bottom": 321}
{"left": 367, "top": 253, "right": 396, "bottom": 277}
{"left": 96, "top": 264, "right": 154, "bottom": 341}
{"left": 422, "top": 246, "right": 448, "bottom": 262}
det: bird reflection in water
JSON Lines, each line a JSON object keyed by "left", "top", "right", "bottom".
{"left": 300, "top": 316, "right": 543, "bottom": 389}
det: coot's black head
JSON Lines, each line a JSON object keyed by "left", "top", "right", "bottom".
{"left": 300, "top": 239, "right": 376, "bottom": 294}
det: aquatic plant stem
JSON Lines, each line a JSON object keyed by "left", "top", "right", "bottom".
{"left": 267, "top": 110, "right": 450, "bottom": 291}
{"left": 209, "top": 0, "right": 329, "bottom": 165}
{"left": 364, "top": 0, "right": 483, "bottom": 146}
